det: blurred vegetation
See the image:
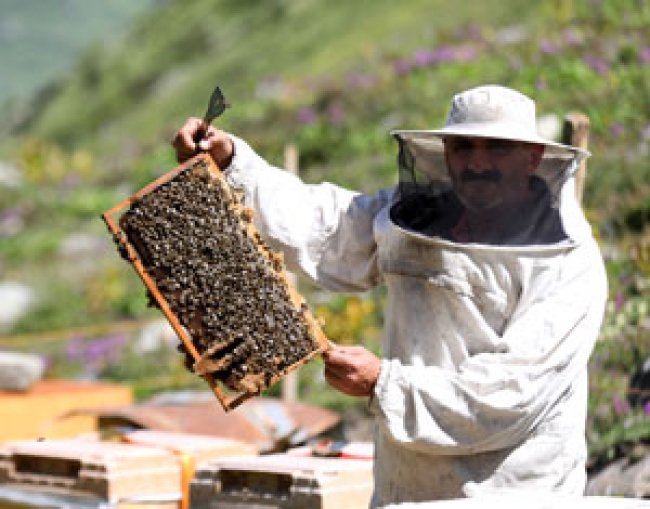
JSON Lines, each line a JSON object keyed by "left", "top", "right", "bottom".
{"left": 0, "top": 0, "right": 649, "bottom": 472}
{"left": 0, "top": 0, "right": 153, "bottom": 105}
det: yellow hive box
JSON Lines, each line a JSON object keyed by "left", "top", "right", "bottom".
{"left": 0, "top": 380, "right": 132, "bottom": 442}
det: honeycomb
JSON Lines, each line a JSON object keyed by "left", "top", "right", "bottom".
{"left": 104, "top": 155, "right": 328, "bottom": 408}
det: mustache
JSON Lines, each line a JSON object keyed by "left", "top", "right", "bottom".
{"left": 460, "top": 169, "right": 502, "bottom": 182}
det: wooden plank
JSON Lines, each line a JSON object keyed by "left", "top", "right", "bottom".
{"left": 561, "top": 111, "right": 590, "bottom": 205}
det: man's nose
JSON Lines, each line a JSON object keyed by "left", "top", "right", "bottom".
{"left": 467, "top": 146, "right": 492, "bottom": 172}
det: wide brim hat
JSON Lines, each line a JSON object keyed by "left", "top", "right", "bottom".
{"left": 392, "top": 85, "right": 590, "bottom": 160}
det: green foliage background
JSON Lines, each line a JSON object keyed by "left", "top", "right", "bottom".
{"left": 1, "top": 0, "right": 649, "bottom": 472}
{"left": 0, "top": 0, "right": 153, "bottom": 105}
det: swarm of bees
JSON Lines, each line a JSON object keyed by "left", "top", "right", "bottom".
{"left": 113, "top": 156, "right": 326, "bottom": 399}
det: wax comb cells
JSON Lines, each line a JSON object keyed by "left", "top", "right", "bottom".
{"left": 115, "top": 156, "right": 327, "bottom": 402}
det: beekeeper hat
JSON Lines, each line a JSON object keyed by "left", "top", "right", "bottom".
{"left": 392, "top": 84, "right": 590, "bottom": 159}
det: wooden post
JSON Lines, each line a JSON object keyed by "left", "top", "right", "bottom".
{"left": 561, "top": 112, "right": 590, "bottom": 205}
{"left": 282, "top": 143, "right": 299, "bottom": 403}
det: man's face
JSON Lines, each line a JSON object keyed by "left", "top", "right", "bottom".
{"left": 443, "top": 136, "right": 544, "bottom": 212}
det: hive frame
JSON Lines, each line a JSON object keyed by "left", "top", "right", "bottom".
{"left": 102, "top": 154, "right": 330, "bottom": 412}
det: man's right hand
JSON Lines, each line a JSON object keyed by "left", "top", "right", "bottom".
{"left": 322, "top": 345, "right": 381, "bottom": 397}
{"left": 172, "top": 117, "right": 235, "bottom": 169}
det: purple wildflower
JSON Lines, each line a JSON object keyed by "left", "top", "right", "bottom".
{"left": 609, "top": 122, "right": 625, "bottom": 138}
{"left": 40, "top": 355, "right": 53, "bottom": 375}
{"left": 644, "top": 401, "right": 650, "bottom": 417}
{"left": 434, "top": 46, "right": 457, "bottom": 63}
{"left": 393, "top": 44, "right": 479, "bottom": 77}
{"left": 613, "top": 394, "right": 631, "bottom": 416}
{"left": 0, "top": 207, "right": 24, "bottom": 237}
{"left": 90, "top": 333, "right": 128, "bottom": 367}
{"left": 583, "top": 54, "right": 610, "bottom": 76}
{"left": 1, "top": 207, "right": 22, "bottom": 222}
{"left": 327, "top": 100, "right": 346, "bottom": 126}
{"left": 639, "top": 47, "right": 650, "bottom": 66}
{"left": 563, "top": 28, "right": 582, "bottom": 47}
{"left": 64, "top": 333, "right": 128, "bottom": 371}
{"left": 540, "top": 39, "right": 560, "bottom": 55}
{"left": 65, "top": 336, "right": 85, "bottom": 362}
{"left": 346, "top": 72, "right": 376, "bottom": 90}
{"left": 455, "top": 45, "right": 478, "bottom": 62}
{"left": 296, "top": 106, "right": 317, "bottom": 125}
{"left": 614, "top": 290, "right": 625, "bottom": 311}
{"left": 393, "top": 58, "right": 413, "bottom": 76}
{"left": 413, "top": 49, "right": 437, "bottom": 68}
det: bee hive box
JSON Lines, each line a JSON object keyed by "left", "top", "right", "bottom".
{"left": 102, "top": 154, "right": 329, "bottom": 411}
{"left": 190, "top": 454, "right": 374, "bottom": 509}
{"left": 0, "top": 438, "right": 182, "bottom": 505}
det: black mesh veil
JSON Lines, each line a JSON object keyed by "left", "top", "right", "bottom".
{"left": 389, "top": 131, "right": 586, "bottom": 246}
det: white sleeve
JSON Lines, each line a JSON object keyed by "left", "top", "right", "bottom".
{"left": 223, "top": 135, "right": 391, "bottom": 292}
{"left": 371, "top": 242, "right": 607, "bottom": 455}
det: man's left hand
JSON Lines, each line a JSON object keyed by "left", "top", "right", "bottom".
{"left": 322, "top": 345, "right": 381, "bottom": 397}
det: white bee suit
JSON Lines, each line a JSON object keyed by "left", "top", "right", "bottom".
{"left": 222, "top": 128, "right": 607, "bottom": 506}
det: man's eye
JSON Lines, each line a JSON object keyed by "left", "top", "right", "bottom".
{"left": 487, "top": 140, "right": 518, "bottom": 155}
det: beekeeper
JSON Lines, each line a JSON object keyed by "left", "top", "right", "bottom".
{"left": 173, "top": 85, "right": 607, "bottom": 505}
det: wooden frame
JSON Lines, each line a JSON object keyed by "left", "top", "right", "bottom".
{"left": 102, "top": 154, "right": 330, "bottom": 412}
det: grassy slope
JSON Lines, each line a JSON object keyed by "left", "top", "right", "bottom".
{"left": 0, "top": 0, "right": 152, "bottom": 105}
{"left": 14, "top": 0, "right": 537, "bottom": 154}
{"left": 11, "top": 1, "right": 649, "bottom": 211}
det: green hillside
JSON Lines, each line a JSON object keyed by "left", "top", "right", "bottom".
{"left": 1, "top": 0, "right": 650, "bottom": 468}
{"left": 5, "top": 0, "right": 649, "bottom": 207}
{"left": 0, "top": 0, "right": 152, "bottom": 105}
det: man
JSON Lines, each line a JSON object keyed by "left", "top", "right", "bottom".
{"left": 173, "top": 85, "right": 607, "bottom": 505}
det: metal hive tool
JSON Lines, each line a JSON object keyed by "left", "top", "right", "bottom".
{"left": 102, "top": 154, "right": 330, "bottom": 411}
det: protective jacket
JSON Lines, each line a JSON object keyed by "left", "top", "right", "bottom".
{"left": 223, "top": 135, "right": 607, "bottom": 507}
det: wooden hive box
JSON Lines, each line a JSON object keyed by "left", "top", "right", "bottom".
{"left": 0, "top": 380, "right": 133, "bottom": 441}
{"left": 0, "top": 433, "right": 258, "bottom": 509}
{"left": 0, "top": 438, "right": 181, "bottom": 506}
{"left": 102, "top": 154, "right": 329, "bottom": 411}
{"left": 190, "top": 453, "right": 374, "bottom": 509}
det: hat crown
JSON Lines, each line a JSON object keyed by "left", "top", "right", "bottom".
{"left": 446, "top": 85, "right": 537, "bottom": 134}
